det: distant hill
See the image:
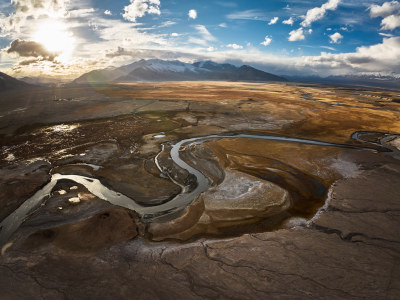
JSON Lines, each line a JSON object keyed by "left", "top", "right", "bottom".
{"left": 19, "top": 76, "right": 66, "bottom": 87}
{"left": 285, "top": 74, "right": 400, "bottom": 90}
{"left": 0, "top": 72, "right": 34, "bottom": 91}
{"left": 72, "top": 59, "right": 287, "bottom": 84}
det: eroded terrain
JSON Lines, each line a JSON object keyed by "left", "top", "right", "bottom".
{"left": 0, "top": 82, "right": 400, "bottom": 299}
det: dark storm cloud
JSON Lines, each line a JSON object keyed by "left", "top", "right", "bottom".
{"left": 6, "top": 39, "right": 56, "bottom": 60}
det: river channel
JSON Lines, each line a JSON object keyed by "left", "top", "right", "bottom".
{"left": 0, "top": 132, "right": 396, "bottom": 245}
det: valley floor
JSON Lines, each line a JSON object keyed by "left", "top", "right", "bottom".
{"left": 0, "top": 81, "right": 400, "bottom": 299}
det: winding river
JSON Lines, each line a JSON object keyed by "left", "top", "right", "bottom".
{"left": 0, "top": 132, "right": 397, "bottom": 245}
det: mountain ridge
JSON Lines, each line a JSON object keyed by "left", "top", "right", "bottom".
{"left": 0, "top": 72, "right": 35, "bottom": 92}
{"left": 72, "top": 59, "right": 287, "bottom": 84}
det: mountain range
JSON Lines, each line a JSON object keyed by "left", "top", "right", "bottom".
{"left": 2, "top": 59, "right": 399, "bottom": 91}
{"left": 72, "top": 59, "right": 287, "bottom": 84}
{"left": 0, "top": 72, "right": 34, "bottom": 92}
{"left": 284, "top": 74, "right": 400, "bottom": 90}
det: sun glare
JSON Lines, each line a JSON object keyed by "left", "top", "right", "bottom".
{"left": 33, "top": 20, "right": 75, "bottom": 62}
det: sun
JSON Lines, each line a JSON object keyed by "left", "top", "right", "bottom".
{"left": 32, "top": 20, "right": 75, "bottom": 62}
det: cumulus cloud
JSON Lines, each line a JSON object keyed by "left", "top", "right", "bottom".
{"left": 227, "top": 43, "right": 243, "bottom": 49}
{"left": 268, "top": 17, "right": 279, "bottom": 25}
{"left": 123, "top": 0, "right": 161, "bottom": 22}
{"left": 260, "top": 36, "right": 272, "bottom": 46}
{"left": 329, "top": 32, "right": 343, "bottom": 44}
{"left": 301, "top": 0, "right": 341, "bottom": 27}
{"left": 282, "top": 17, "right": 294, "bottom": 26}
{"left": 288, "top": 28, "right": 305, "bottom": 41}
{"left": 369, "top": 1, "right": 400, "bottom": 31}
{"left": 369, "top": 1, "right": 400, "bottom": 18}
{"left": 104, "top": 10, "right": 112, "bottom": 16}
{"left": 188, "top": 9, "right": 197, "bottom": 20}
{"left": 171, "top": 32, "right": 180, "bottom": 37}
{"left": 381, "top": 14, "right": 400, "bottom": 30}
{"left": 285, "top": 0, "right": 340, "bottom": 41}
{"left": 0, "top": 0, "right": 69, "bottom": 34}
{"left": 304, "top": 37, "right": 400, "bottom": 74}
{"left": 6, "top": 39, "right": 56, "bottom": 60}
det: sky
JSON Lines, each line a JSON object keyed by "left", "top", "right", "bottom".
{"left": 0, "top": 0, "right": 400, "bottom": 79}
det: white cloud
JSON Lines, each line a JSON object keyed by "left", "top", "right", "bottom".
{"left": 381, "top": 14, "right": 400, "bottom": 30}
{"left": 69, "top": 8, "right": 95, "bottom": 18}
{"left": 321, "top": 46, "right": 336, "bottom": 51}
{"left": 260, "top": 36, "right": 272, "bottom": 46}
{"left": 188, "top": 38, "right": 207, "bottom": 46}
{"left": 329, "top": 32, "right": 343, "bottom": 44}
{"left": 95, "top": 24, "right": 167, "bottom": 53}
{"left": 308, "top": 37, "right": 400, "bottom": 74}
{"left": 104, "top": 10, "right": 112, "bottom": 16}
{"left": 159, "top": 20, "right": 176, "bottom": 27}
{"left": 369, "top": 1, "right": 400, "bottom": 31}
{"left": 219, "top": 23, "right": 227, "bottom": 28}
{"left": 227, "top": 43, "right": 243, "bottom": 49}
{"left": 194, "top": 25, "right": 216, "bottom": 41}
{"left": 288, "top": 28, "right": 305, "bottom": 41}
{"left": 282, "top": 17, "right": 294, "bottom": 26}
{"left": 2, "top": 0, "right": 400, "bottom": 80}
{"left": 188, "top": 9, "right": 197, "bottom": 20}
{"left": 379, "top": 32, "right": 395, "bottom": 37}
{"left": 171, "top": 32, "right": 180, "bottom": 37}
{"left": 3, "top": 35, "right": 400, "bottom": 79}
{"left": 0, "top": 0, "right": 69, "bottom": 34}
{"left": 268, "top": 17, "right": 279, "bottom": 25}
{"left": 123, "top": 0, "right": 161, "bottom": 22}
{"left": 369, "top": 1, "right": 400, "bottom": 18}
{"left": 188, "top": 25, "right": 216, "bottom": 45}
{"left": 301, "top": 0, "right": 341, "bottom": 27}
{"left": 226, "top": 10, "right": 264, "bottom": 20}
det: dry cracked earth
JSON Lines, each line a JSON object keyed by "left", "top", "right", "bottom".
{"left": 0, "top": 82, "right": 400, "bottom": 299}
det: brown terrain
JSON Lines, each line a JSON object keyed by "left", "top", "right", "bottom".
{"left": 0, "top": 81, "right": 400, "bottom": 299}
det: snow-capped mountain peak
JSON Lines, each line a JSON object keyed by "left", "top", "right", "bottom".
{"left": 72, "top": 59, "right": 286, "bottom": 84}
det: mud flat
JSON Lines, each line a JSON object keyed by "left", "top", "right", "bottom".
{"left": 0, "top": 82, "right": 400, "bottom": 299}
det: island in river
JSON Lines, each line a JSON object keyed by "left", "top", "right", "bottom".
{"left": 0, "top": 81, "right": 400, "bottom": 299}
